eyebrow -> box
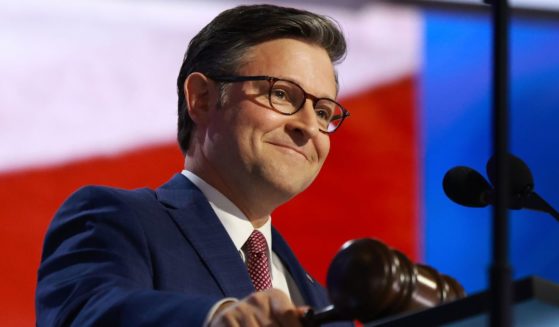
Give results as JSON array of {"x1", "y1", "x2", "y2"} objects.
[{"x1": 278, "y1": 75, "x2": 338, "y2": 100}]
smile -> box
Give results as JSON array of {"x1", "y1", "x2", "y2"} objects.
[{"x1": 267, "y1": 142, "x2": 308, "y2": 160}]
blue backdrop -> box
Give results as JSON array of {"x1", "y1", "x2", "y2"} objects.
[{"x1": 422, "y1": 9, "x2": 559, "y2": 293}]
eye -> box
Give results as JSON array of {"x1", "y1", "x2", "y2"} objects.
[
  {"x1": 314, "y1": 103, "x2": 334, "y2": 122},
  {"x1": 270, "y1": 80, "x2": 302, "y2": 106},
  {"x1": 271, "y1": 88, "x2": 289, "y2": 101},
  {"x1": 316, "y1": 109, "x2": 331, "y2": 120}
]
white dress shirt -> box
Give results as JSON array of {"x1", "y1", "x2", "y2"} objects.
[{"x1": 181, "y1": 170, "x2": 305, "y2": 307}]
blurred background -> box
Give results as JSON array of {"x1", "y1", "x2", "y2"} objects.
[{"x1": 1, "y1": 0, "x2": 558, "y2": 324}]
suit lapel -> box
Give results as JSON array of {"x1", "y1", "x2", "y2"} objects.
[
  {"x1": 155, "y1": 174, "x2": 255, "y2": 299},
  {"x1": 272, "y1": 228, "x2": 324, "y2": 308},
  {"x1": 155, "y1": 174, "x2": 328, "y2": 308}
]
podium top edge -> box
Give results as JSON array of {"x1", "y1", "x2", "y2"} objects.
[{"x1": 366, "y1": 276, "x2": 559, "y2": 327}]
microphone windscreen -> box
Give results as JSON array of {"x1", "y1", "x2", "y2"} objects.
[
  {"x1": 486, "y1": 153, "x2": 534, "y2": 193},
  {"x1": 443, "y1": 166, "x2": 491, "y2": 207}
]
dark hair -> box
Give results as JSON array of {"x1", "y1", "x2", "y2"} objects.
[{"x1": 176, "y1": 4, "x2": 347, "y2": 154}]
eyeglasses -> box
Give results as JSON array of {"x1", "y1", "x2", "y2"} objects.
[{"x1": 208, "y1": 75, "x2": 350, "y2": 133}]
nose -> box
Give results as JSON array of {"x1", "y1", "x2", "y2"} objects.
[{"x1": 286, "y1": 100, "x2": 322, "y2": 138}]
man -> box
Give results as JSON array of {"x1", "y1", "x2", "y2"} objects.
[{"x1": 36, "y1": 4, "x2": 352, "y2": 326}]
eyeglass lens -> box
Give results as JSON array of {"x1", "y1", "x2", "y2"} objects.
[{"x1": 268, "y1": 80, "x2": 344, "y2": 132}]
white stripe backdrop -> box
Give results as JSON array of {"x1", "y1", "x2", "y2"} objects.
[{"x1": 0, "y1": 0, "x2": 421, "y2": 172}]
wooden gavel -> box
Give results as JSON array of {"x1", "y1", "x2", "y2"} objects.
[{"x1": 303, "y1": 238, "x2": 466, "y2": 325}]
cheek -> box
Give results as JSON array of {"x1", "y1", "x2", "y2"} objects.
[
  {"x1": 240, "y1": 108, "x2": 285, "y2": 139},
  {"x1": 316, "y1": 136, "x2": 330, "y2": 163}
]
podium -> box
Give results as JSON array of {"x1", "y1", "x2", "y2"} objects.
[{"x1": 365, "y1": 276, "x2": 559, "y2": 326}]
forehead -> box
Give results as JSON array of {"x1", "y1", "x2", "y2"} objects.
[{"x1": 237, "y1": 38, "x2": 337, "y2": 98}]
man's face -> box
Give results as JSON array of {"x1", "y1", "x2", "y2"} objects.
[{"x1": 199, "y1": 38, "x2": 336, "y2": 211}]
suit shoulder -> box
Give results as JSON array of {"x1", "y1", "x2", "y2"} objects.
[
  {"x1": 60, "y1": 184, "x2": 155, "y2": 210},
  {"x1": 71, "y1": 184, "x2": 154, "y2": 200},
  {"x1": 43, "y1": 185, "x2": 159, "y2": 261},
  {"x1": 50, "y1": 184, "x2": 158, "y2": 232}
]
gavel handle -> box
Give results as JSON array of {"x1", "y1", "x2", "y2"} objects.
[{"x1": 301, "y1": 305, "x2": 347, "y2": 327}]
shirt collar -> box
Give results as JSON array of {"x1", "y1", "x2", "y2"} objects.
[{"x1": 181, "y1": 170, "x2": 272, "y2": 253}]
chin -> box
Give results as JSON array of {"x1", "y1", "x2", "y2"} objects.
[
  {"x1": 269, "y1": 175, "x2": 316, "y2": 201},
  {"x1": 255, "y1": 161, "x2": 321, "y2": 199}
]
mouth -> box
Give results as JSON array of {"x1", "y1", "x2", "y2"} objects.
[{"x1": 267, "y1": 142, "x2": 309, "y2": 160}]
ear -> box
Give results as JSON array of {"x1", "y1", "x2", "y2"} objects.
[{"x1": 184, "y1": 72, "x2": 216, "y2": 125}]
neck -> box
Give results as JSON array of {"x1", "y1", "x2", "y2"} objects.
[
  {"x1": 248, "y1": 216, "x2": 269, "y2": 229},
  {"x1": 184, "y1": 156, "x2": 276, "y2": 229}
]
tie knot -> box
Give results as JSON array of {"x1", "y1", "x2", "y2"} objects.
[{"x1": 245, "y1": 230, "x2": 268, "y2": 256}]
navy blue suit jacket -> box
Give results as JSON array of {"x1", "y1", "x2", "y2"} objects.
[{"x1": 36, "y1": 174, "x2": 352, "y2": 326}]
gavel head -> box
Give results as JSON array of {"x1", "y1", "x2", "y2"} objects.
[{"x1": 325, "y1": 238, "x2": 466, "y2": 322}]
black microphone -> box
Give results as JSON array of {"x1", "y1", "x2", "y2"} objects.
[
  {"x1": 486, "y1": 154, "x2": 559, "y2": 221},
  {"x1": 486, "y1": 153, "x2": 533, "y2": 195},
  {"x1": 443, "y1": 166, "x2": 525, "y2": 209},
  {"x1": 443, "y1": 166, "x2": 492, "y2": 208},
  {"x1": 442, "y1": 156, "x2": 559, "y2": 222}
]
